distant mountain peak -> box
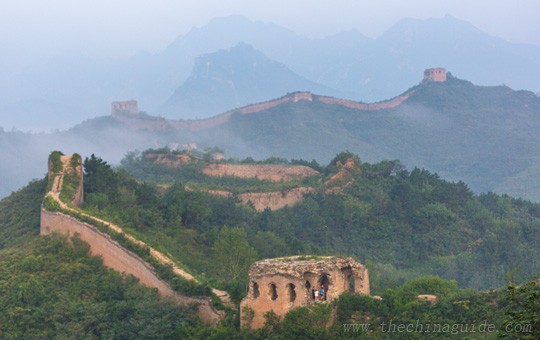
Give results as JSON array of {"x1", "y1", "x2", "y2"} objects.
[{"x1": 160, "y1": 44, "x2": 344, "y2": 119}]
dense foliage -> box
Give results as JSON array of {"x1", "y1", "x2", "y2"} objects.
[
  {"x1": 0, "y1": 178, "x2": 47, "y2": 249},
  {"x1": 0, "y1": 235, "x2": 200, "y2": 338},
  {"x1": 114, "y1": 150, "x2": 540, "y2": 294},
  {"x1": 0, "y1": 148, "x2": 538, "y2": 337}
]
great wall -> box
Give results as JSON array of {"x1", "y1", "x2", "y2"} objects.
[
  {"x1": 145, "y1": 151, "x2": 363, "y2": 211},
  {"x1": 56, "y1": 68, "x2": 448, "y2": 328},
  {"x1": 40, "y1": 154, "x2": 232, "y2": 325},
  {"x1": 202, "y1": 163, "x2": 319, "y2": 182},
  {"x1": 38, "y1": 153, "x2": 373, "y2": 329},
  {"x1": 112, "y1": 91, "x2": 415, "y2": 132},
  {"x1": 111, "y1": 68, "x2": 447, "y2": 132}
]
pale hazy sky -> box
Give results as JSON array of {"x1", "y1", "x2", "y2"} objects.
[{"x1": 1, "y1": 0, "x2": 539, "y2": 71}]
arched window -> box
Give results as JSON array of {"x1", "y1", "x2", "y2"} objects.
[
  {"x1": 287, "y1": 283, "x2": 296, "y2": 302},
  {"x1": 252, "y1": 281, "x2": 260, "y2": 299},
  {"x1": 341, "y1": 266, "x2": 356, "y2": 292},
  {"x1": 269, "y1": 283, "x2": 278, "y2": 301}
]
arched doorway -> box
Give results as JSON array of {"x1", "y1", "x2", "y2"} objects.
[{"x1": 319, "y1": 273, "x2": 330, "y2": 300}]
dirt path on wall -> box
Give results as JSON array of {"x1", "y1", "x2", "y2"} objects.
[{"x1": 48, "y1": 155, "x2": 233, "y2": 308}]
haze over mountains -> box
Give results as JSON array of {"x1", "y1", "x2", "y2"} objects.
[
  {"x1": 2, "y1": 72, "x2": 540, "y2": 203},
  {"x1": 161, "y1": 43, "x2": 346, "y2": 119},
  {"x1": 1, "y1": 15, "x2": 540, "y2": 130}
]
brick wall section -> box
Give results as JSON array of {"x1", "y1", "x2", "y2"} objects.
[{"x1": 40, "y1": 209, "x2": 221, "y2": 325}]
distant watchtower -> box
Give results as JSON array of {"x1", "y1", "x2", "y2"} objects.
[
  {"x1": 423, "y1": 68, "x2": 447, "y2": 82},
  {"x1": 111, "y1": 100, "x2": 138, "y2": 115}
]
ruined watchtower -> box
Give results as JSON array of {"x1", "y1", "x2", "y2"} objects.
[
  {"x1": 240, "y1": 256, "x2": 369, "y2": 329},
  {"x1": 423, "y1": 68, "x2": 447, "y2": 82},
  {"x1": 111, "y1": 100, "x2": 138, "y2": 115}
]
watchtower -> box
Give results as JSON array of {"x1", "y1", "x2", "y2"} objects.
[
  {"x1": 423, "y1": 68, "x2": 447, "y2": 82},
  {"x1": 111, "y1": 100, "x2": 138, "y2": 115},
  {"x1": 240, "y1": 256, "x2": 369, "y2": 329}
]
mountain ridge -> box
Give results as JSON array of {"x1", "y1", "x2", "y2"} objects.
[
  {"x1": 3, "y1": 15, "x2": 540, "y2": 130},
  {"x1": 160, "y1": 43, "x2": 346, "y2": 119},
  {"x1": 2, "y1": 71, "x2": 540, "y2": 201},
  {"x1": 119, "y1": 89, "x2": 415, "y2": 131}
]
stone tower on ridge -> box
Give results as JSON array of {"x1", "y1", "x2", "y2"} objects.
[
  {"x1": 240, "y1": 256, "x2": 369, "y2": 329},
  {"x1": 111, "y1": 100, "x2": 138, "y2": 115},
  {"x1": 423, "y1": 68, "x2": 447, "y2": 82}
]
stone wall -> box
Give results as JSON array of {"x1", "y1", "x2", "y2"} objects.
[
  {"x1": 317, "y1": 92, "x2": 412, "y2": 110},
  {"x1": 112, "y1": 91, "x2": 414, "y2": 132},
  {"x1": 291, "y1": 92, "x2": 313, "y2": 102},
  {"x1": 202, "y1": 164, "x2": 319, "y2": 182},
  {"x1": 40, "y1": 209, "x2": 221, "y2": 325},
  {"x1": 240, "y1": 256, "x2": 369, "y2": 329},
  {"x1": 239, "y1": 187, "x2": 315, "y2": 211}
]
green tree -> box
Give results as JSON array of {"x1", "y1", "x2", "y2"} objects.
[
  {"x1": 212, "y1": 227, "x2": 257, "y2": 283},
  {"x1": 502, "y1": 281, "x2": 540, "y2": 339},
  {"x1": 251, "y1": 231, "x2": 289, "y2": 259},
  {"x1": 83, "y1": 154, "x2": 117, "y2": 197}
]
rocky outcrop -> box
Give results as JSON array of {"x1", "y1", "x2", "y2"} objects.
[
  {"x1": 417, "y1": 294, "x2": 438, "y2": 304},
  {"x1": 202, "y1": 164, "x2": 319, "y2": 182},
  {"x1": 240, "y1": 256, "x2": 369, "y2": 329}
]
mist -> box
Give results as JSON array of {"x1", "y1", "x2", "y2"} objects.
[{"x1": 1, "y1": 2, "x2": 540, "y2": 199}]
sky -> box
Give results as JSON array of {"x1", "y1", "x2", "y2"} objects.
[{"x1": 0, "y1": 0, "x2": 539, "y2": 73}]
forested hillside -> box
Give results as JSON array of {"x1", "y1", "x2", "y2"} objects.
[
  {"x1": 116, "y1": 149, "x2": 540, "y2": 293},
  {"x1": 0, "y1": 149, "x2": 539, "y2": 337},
  {"x1": 0, "y1": 179, "x2": 207, "y2": 338}
]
